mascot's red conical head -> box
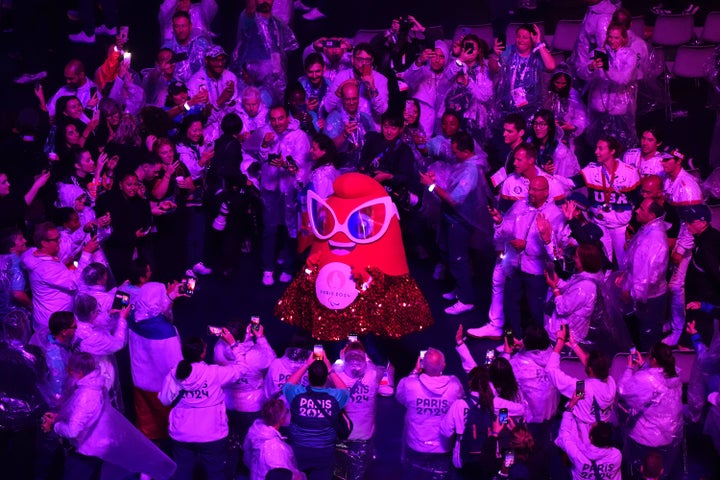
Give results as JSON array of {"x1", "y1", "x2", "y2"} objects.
[{"x1": 307, "y1": 172, "x2": 408, "y2": 276}]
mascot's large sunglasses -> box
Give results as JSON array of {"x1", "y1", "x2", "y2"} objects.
[{"x1": 307, "y1": 190, "x2": 400, "y2": 244}]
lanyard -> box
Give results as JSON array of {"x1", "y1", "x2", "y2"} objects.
[
  {"x1": 600, "y1": 163, "x2": 617, "y2": 207},
  {"x1": 510, "y1": 52, "x2": 530, "y2": 91}
]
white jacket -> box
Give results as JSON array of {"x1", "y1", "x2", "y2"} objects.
[
  {"x1": 495, "y1": 199, "x2": 565, "y2": 276},
  {"x1": 396, "y1": 373, "x2": 464, "y2": 453},
  {"x1": 622, "y1": 216, "x2": 669, "y2": 302},
  {"x1": 264, "y1": 352, "x2": 309, "y2": 401},
  {"x1": 76, "y1": 317, "x2": 127, "y2": 391},
  {"x1": 159, "y1": 360, "x2": 243, "y2": 443},
  {"x1": 333, "y1": 361, "x2": 379, "y2": 441},
  {"x1": 505, "y1": 348, "x2": 560, "y2": 423},
  {"x1": 546, "y1": 351, "x2": 616, "y2": 427},
  {"x1": 618, "y1": 366, "x2": 683, "y2": 447},
  {"x1": 243, "y1": 419, "x2": 304, "y2": 480},
  {"x1": 456, "y1": 343, "x2": 527, "y2": 418},
  {"x1": 663, "y1": 168, "x2": 703, "y2": 256},
  {"x1": 55, "y1": 369, "x2": 176, "y2": 479},
  {"x1": 21, "y1": 248, "x2": 91, "y2": 331},
  {"x1": 214, "y1": 336, "x2": 276, "y2": 412},
  {"x1": 128, "y1": 283, "x2": 182, "y2": 392},
  {"x1": 555, "y1": 411, "x2": 622, "y2": 480},
  {"x1": 546, "y1": 271, "x2": 604, "y2": 343}
]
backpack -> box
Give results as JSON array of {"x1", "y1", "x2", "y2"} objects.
[{"x1": 458, "y1": 395, "x2": 493, "y2": 467}]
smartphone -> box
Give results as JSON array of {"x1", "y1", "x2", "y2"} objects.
[
  {"x1": 463, "y1": 41, "x2": 475, "y2": 53},
  {"x1": 348, "y1": 334, "x2": 358, "y2": 343},
  {"x1": 504, "y1": 328, "x2": 514, "y2": 348},
  {"x1": 313, "y1": 344, "x2": 324, "y2": 360},
  {"x1": 251, "y1": 315, "x2": 261, "y2": 331},
  {"x1": 499, "y1": 408, "x2": 509, "y2": 424},
  {"x1": 576, "y1": 380, "x2": 585, "y2": 397},
  {"x1": 112, "y1": 291, "x2": 130, "y2": 310},
  {"x1": 420, "y1": 349, "x2": 428, "y2": 361},
  {"x1": 208, "y1": 325, "x2": 223, "y2": 336},
  {"x1": 90, "y1": 86, "x2": 97, "y2": 98},
  {"x1": 141, "y1": 225, "x2": 152, "y2": 235},
  {"x1": 504, "y1": 450, "x2": 515, "y2": 468},
  {"x1": 485, "y1": 349, "x2": 495, "y2": 366},
  {"x1": 123, "y1": 52, "x2": 132, "y2": 67},
  {"x1": 88, "y1": 224, "x2": 98, "y2": 237},
  {"x1": 629, "y1": 345, "x2": 637, "y2": 355},
  {"x1": 561, "y1": 324, "x2": 570, "y2": 342},
  {"x1": 497, "y1": 32, "x2": 507, "y2": 46},
  {"x1": 179, "y1": 276, "x2": 197, "y2": 296},
  {"x1": 285, "y1": 155, "x2": 298, "y2": 171}
]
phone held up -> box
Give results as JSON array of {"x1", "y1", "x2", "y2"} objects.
[
  {"x1": 178, "y1": 276, "x2": 197, "y2": 296},
  {"x1": 313, "y1": 344, "x2": 324, "y2": 360},
  {"x1": 111, "y1": 291, "x2": 130, "y2": 310}
]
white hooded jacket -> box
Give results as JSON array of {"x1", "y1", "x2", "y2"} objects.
[
  {"x1": 555, "y1": 411, "x2": 622, "y2": 480},
  {"x1": 243, "y1": 419, "x2": 303, "y2": 480},
  {"x1": 396, "y1": 372, "x2": 464, "y2": 453},
  {"x1": 159, "y1": 360, "x2": 243, "y2": 443}
]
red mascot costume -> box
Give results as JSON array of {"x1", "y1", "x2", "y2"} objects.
[{"x1": 275, "y1": 173, "x2": 433, "y2": 340}]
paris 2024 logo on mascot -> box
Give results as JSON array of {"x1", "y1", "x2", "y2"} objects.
[{"x1": 275, "y1": 173, "x2": 433, "y2": 340}]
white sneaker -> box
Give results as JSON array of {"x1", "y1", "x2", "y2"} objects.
[
  {"x1": 13, "y1": 71, "x2": 47, "y2": 84},
  {"x1": 302, "y1": 7, "x2": 326, "y2": 21},
  {"x1": 279, "y1": 272, "x2": 293, "y2": 283},
  {"x1": 192, "y1": 262, "x2": 212, "y2": 275},
  {"x1": 662, "y1": 330, "x2": 682, "y2": 347},
  {"x1": 467, "y1": 323, "x2": 504, "y2": 339},
  {"x1": 95, "y1": 25, "x2": 118, "y2": 36},
  {"x1": 432, "y1": 263, "x2": 446, "y2": 280},
  {"x1": 262, "y1": 271, "x2": 274, "y2": 286},
  {"x1": 444, "y1": 301, "x2": 474, "y2": 315},
  {"x1": 442, "y1": 291, "x2": 457, "y2": 301},
  {"x1": 293, "y1": 0, "x2": 311, "y2": 12},
  {"x1": 69, "y1": 31, "x2": 96, "y2": 43}
]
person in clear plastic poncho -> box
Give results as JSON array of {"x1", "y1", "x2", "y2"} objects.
[
  {"x1": 618, "y1": 343, "x2": 683, "y2": 479},
  {"x1": 41, "y1": 352, "x2": 176, "y2": 480}
]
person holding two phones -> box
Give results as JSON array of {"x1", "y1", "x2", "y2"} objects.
[
  {"x1": 618, "y1": 342, "x2": 683, "y2": 479},
  {"x1": 546, "y1": 327, "x2": 617, "y2": 441},
  {"x1": 211, "y1": 316, "x2": 277, "y2": 480}
]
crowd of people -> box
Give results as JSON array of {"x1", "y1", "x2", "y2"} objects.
[{"x1": 1, "y1": 0, "x2": 720, "y2": 479}]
